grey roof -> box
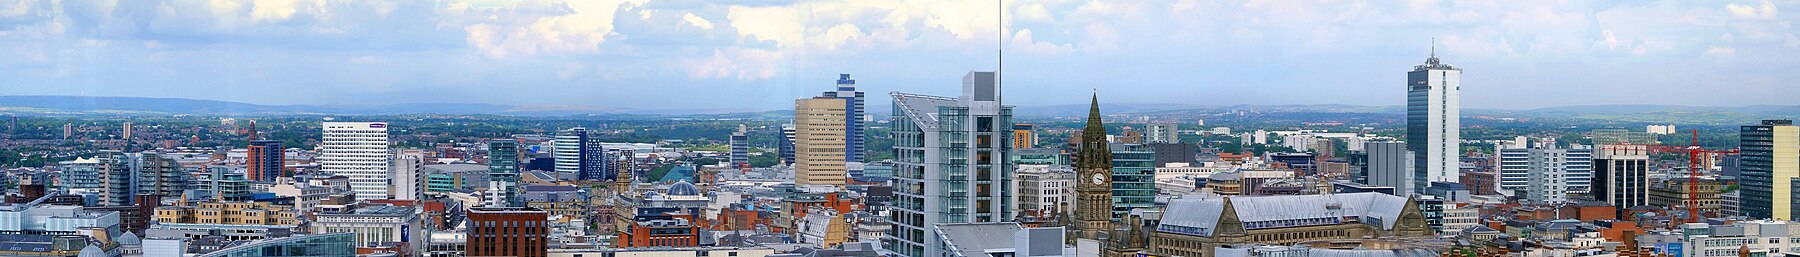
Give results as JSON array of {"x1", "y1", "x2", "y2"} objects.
[
  {"x1": 79, "y1": 245, "x2": 107, "y2": 257},
  {"x1": 118, "y1": 231, "x2": 142, "y2": 245},
  {"x1": 935, "y1": 223, "x2": 1024, "y2": 257},
  {"x1": 1161, "y1": 192, "x2": 1410, "y2": 237},
  {"x1": 890, "y1": 92, "x2": 957, "y2": 130},
  {"x1": 668, "y1": 181, "x2": 700, "y2": 196},
  {"x1": 423, "y1": 164, "x2": 487, "y2": 174}
]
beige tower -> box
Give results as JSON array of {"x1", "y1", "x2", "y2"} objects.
[{"x1": 795, "y1": 97, "x2": 849, "y2": 187}]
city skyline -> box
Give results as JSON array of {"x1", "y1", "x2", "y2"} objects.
[{"x1": 2, "y1": 1, "x2": 1795, "y2": 110}]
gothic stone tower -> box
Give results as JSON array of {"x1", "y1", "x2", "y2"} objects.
[{"x1": 1074, "y1": 93, "x2": 1115, "y2": 240}]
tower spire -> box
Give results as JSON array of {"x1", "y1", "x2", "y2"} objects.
[
  {"x1": 1430, "y1": 37, "x2": 1436, "y2": 58},
  {"x1": 1077, "y1": 92, "x2": 1111, "y2": 170}
]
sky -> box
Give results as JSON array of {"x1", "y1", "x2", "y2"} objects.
[{"x1": 0, "y1": 0, "x2": 1796, "y2": 111}]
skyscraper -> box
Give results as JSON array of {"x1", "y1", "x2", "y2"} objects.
[
  {"x1": 122, "y1": 121, "x2": 133, "y2": 151},
  {"x1": 321, "y1": 122, "x2": 391, "y2": 201},
  {"x1": 1742, "y1": 120, "x2": 1798, "y2": 220},
  {"x1": 488, "y1": 140, "x2": 520, "y2": 207},
  {"x1": 730, "y1": 124, "x2": 750, "y2": 168},
  {"x1": 885, "y1": 71, "x2": 1014, "y2": 257},
  {"x1": 795, "y1": 97, "x2": 849, "y2": 187},
  {"x1": 1406, "y1": 47, "x2": 1461, "y2": 193},
  {"x1": 247, "y1": 140, "x2": 284, "y2": 182},
  {"x1": 135, "y1": 153, "x2": 189, "y2": 200},
  {"x1": 555, "y1": 127, "x2": 609, "y2": 181},
  {"x1": 822, "y1": 74, "x2": 866, "y2": 163},
  {"x1": 1593, "y1": 145, "x2": 1650, "y2": 209}
]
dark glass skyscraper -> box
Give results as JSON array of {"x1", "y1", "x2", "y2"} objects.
[{"x1": 247, "y1": 140, "x2": 283, "y2": 182}]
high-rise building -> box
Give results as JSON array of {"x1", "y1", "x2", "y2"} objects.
[
  {"x1": 1593, "y1": 145, "x2": 1650, "y2": 209},
  {"x1": 779, "y1": 124, "x2": 797, "y2": 164},
  {"x1": 822, "y1": 74, "x2": 866, "y2": 163},
  {"x1": 466, "y1": 207, "x2": 548, "y2": 257},
  {"x1": 1525, "y1": 146, "x2": 1578, "y2": 204},
  {"x1": 391, "y1": 153, "x2": 425, "y2": 201},
  {"x1": 1146, "y1": 123, "x2": 1179, "y2": 144},
  {"x1": 1012, "y1": 124, "x2": 1036, "y2": 149},
  {"x1": 1499, "y1": 141, "x2": 1593, "y2": 198},
  {"x1": 488, "y1": 140, "x2": 520, "y2": 207},
  {"x1": 730, "y1": 124, "x2": 750, "y2": 168},
  {"x1": 1406, "y1": 48, "x2": 1461, "y2": 193},
  {"x1": 93, "y1": 151, "x2": 135, "y2": 206},
  {"x1": 246, "y1": 140, "x2": 284, "y2": 182},
  {"x1": 1742, "y1": 119, "x2": 1799, "y2": 220},
  {"x1": 555, "y1": 127, "x2": 609, "y2": 181},
  {"x1": 136, "y1": 153, "x2": 189, "y2": 200},
  {"x1": 62, "y1": 123, "x2": 73, "y2": 140},
  {"x1": 885, "y1": 71, "x2": 1014, "y2": 257},
  {"x1": 322, "y1": 122, "x2": 391, "y2": 201},
  {"x1": 1111, "y1": 143, "x2": 1155, "y2": 218},
  {"x1": 1365, "y1": 141, "x2": 1415, "y2": 195},
  {"x1": 122, "y1": 121, "x2": 134, "y2": 151},
  {"x1": 795, "y1": 97, "x2": 849, "y2": 187}
]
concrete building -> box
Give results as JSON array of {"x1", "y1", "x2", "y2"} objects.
[
  {"x1": 1649, "y1": 177, "x2": 1724, "y2": 217},
  {"x1": 1742, "y1": 119, "x2": 1799, "y2": 220},
  {"x1": 1364, "y1": 141, "x2": 1413, "y2": 196},
  {"x1": 1680, "y1": 221, "x2": 1800, "y2": 257},
  {"x1": 321, "y1": 122, "x2": 391, "y2": 201},
  {"x1": 730, "y1": 124, "x2": 750, "y2": 168},
  {"x1": 795, "y1": 97, "x2": 850, "y2": 187},
  {"x1": 1405, "y1": 49, "x2": 1461, "y2": 193},
  {"x1": 311, "y1": 204, "x2": 426, "y2": 255},
  {"x1": 1147, "y1": 123, "x2": 1180, "y2": 144},
  {"x1": 391, "y1": 153, "x2": 425, "y2": 201},
  {"x1": 1500, "y1": 143, "x2": 1592, "y2": 199},
  {"x1": 1592, "y1": 145, "x2": 1650, "y2": 209},
  {"x1": 466, "y1": 207, "x2": 548, "y2": 257},
  {"x1": 885, "y1": 71, "x2": 1014, "y2": 257},
  {"x1": 1526, "y1": 147, "x2": 1573, "y2": 205},
  {"x1": 1016, "y1": 165, "x2": 1074, "y2": 218}
]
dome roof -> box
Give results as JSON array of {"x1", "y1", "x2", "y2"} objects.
[
  {"x1": 117, "y1": 231, "x2": 141, "y2": 245},
  {"x1": 667, "y1": 181, "x2": 700, "y2": 196},
  {"x1": 78, "y1": 245, "x2": 106, "y2": 257}
]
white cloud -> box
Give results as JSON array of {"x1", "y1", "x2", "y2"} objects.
[
  {"x1": 682, "y1": 12, "x2": 713, "y2": 30},
  {"x1": 461, "y1": 0, "x2": 649, "y2": 58},
  {"x1": 1726, "y1": 0, "x2": 1779, "y2": 20},
  {"x1": 1704, "y1": 46, "x2": 1737, "y2": 57}
]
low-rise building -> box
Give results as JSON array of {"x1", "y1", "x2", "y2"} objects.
[
  {"x1": 311, "y1": 203, "x2": 427, "y2": 255},
  {"x1": 1151, "y1": 193, "x2": 1435, "y2": 257}
]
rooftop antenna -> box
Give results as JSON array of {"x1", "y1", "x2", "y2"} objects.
[
  {"x1": 997, "y1": 0, "x2": 1004, "y2": 104},
  {"x1": 1430, "y1": 37, "x2": 1437, "y2": 58}
]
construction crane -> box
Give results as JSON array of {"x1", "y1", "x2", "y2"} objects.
[{"x1": 1607, "y1": 130, "x2": 1738, "y2": 224}]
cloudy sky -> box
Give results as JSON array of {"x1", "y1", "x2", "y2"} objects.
[{"x1": 1, "y1": 0, "x2": 1796, "y2": 111}]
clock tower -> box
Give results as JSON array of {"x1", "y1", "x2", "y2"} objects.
[{"x1": 1072, "y1": 93, "x2": 1114, "y2": 241}]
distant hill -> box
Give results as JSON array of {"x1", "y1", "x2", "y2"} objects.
[
  {"x1": 4, "y1": 95, "x2": 1796, "y2": 125},
  {"x1": 0, "y1": 95, "x2": 634, "y2": 116}
]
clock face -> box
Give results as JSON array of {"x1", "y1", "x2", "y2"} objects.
[{"x1": 1092, "y1": 173, "x2": 1105, "y2": 185}]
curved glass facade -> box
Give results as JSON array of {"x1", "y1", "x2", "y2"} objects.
[{"x1": 199, "y1": 233, "x2": 356, "y2": 257}]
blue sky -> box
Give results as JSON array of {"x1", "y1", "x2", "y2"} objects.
[{"x1": 1, "y1": 0, "x2": 1796, "y2": 111}]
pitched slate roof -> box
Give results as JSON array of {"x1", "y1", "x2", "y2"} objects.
[{"x1": 1160, "y1": 192, "x2": 1411, "y2": 237}]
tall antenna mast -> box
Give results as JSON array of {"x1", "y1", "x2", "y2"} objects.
[{"x1": 997, "y1": 0, "x2": 1004, "y2": 104}]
